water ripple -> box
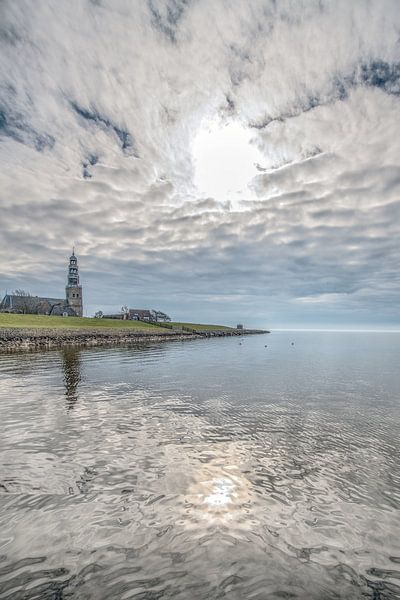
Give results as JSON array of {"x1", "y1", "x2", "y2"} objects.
[{"x1": 0, "y1": 333, "x2": 400, "y2": 598}]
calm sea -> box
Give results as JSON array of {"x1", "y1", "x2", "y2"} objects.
[{"x1": 0, "y1": 331, "x2": 400, "y2": 599}]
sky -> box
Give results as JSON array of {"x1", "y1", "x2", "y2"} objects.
[{"x1": 0, "y1": 0, "x2": 399, "y2": 329}]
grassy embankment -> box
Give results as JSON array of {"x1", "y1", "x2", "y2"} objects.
[
  {"x1": 0, "y1": 313, "x2": 234, "y2": 333},
  {"x1": 169, "y1": 322, "x2": 234, "y2": 332},
  {"x1": 0, "y1": 313, "x2": 162, "y2": 331}
]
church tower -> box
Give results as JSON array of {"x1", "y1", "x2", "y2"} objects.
[{"x1": 66, "y1": 249, "x2": 83, "y2": 317}]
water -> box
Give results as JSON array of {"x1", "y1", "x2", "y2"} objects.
[{"x1": 0, "y1": 331, "x2": 400, "y2": 599}]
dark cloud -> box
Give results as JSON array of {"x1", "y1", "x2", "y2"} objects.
[
  {"x1": 82, "y1": 153, "x2": 99, "y2": 179},
  {"x1": 0, "y1": 89, "x2": 55, "y2": 151},
  {"x1": 70, "y1": 101, "x2": 138, "y2": 157},
  {"x1": 359, "y1": 60, "x2": 400, "y2": 96},
  {"x1": 147, "y1": 0, "x2": 190, "y2": 42}
]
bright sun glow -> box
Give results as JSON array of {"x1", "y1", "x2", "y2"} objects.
[{"x1": 192, "y1": 119, "x2": 264, "y2": 206}]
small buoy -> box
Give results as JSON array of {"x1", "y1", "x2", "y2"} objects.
[
  {"x1": 264, "y1": 345, "x2": 268, "y2": 347},
  {"x1": 291, "y1": 342, "x2": 294, "y2": 346}
]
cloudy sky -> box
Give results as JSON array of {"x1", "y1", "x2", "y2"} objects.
[{"x1": 1, "y1": 0, "x2": 400, "y2": 329}]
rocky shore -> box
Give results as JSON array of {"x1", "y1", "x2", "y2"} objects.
[{"x1": 0, "y1": 327, "x2": 267, "y2": 353}]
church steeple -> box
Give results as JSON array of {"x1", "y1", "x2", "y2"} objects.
[
  {"x1": 68, "y1": 249, "x2": 79, "y2": 286},
  {"x1": 66, "y1": 249, "x2": 83, "y2": 316}
]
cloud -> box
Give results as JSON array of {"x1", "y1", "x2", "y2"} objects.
[{"x1": 0, "y1": 0, "x2": 399, "y2": 327}]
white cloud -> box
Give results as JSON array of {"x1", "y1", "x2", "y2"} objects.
[{"x1": 0, "y1": 0, "x2": 400, "y2": 327}]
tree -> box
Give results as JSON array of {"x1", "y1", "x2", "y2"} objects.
[
  {"x1": 11, "y1": 289, "x2": 38, "y2": 314},
  {"x1": 13, "y1": 289, "x2": 30, "y2": 296},
  {"x1": 152, "y1": 310, "x2": 171, "y2": 322}
]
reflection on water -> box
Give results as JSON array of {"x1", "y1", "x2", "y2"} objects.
[
  {"x1": 0, "y1": 332, "x2": 400, "y2": 599},
  {"x1": 62, "y1": 347, "x2": 81, "y2": 410},
  {"x1": 203, "y1": 477, "x2": 236, "y2": 506}
]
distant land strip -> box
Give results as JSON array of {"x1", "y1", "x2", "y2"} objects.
[{"x1": 0, "y1": 314, "x2": 268, "y2": 352}]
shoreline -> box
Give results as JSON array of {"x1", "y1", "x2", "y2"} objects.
[{"x1": 0, "y1": 327, "x2": 268, "y2": 353}]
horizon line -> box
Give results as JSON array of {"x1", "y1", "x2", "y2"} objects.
[{"x1": 271, "y1": 328, "x2": 400, "y2": 333}]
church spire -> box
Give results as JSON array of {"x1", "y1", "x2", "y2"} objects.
[
  {"x1": 68, "y1": 251, "x2": 79, "y2": 286},
  {"x1": 66, "y1": 250, "x2": 83, "y2": 317}
]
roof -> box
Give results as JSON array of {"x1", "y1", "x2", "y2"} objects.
[
  {"x1": 128, "y1": 308, "x2": 152, "y2": 316},
  {"x1": 0, "y1": 294, "x2": 64, "y2": 310},
  {"x1": 39, "y1": 297, "x2": 65, "y2": 305},
  {"x1": 50, "y1": 304, "x2": 76, "y2": 316}
]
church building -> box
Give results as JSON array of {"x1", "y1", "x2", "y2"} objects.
[{"x1": 0, "y1": 250, "x2": 84, "y2": 317}]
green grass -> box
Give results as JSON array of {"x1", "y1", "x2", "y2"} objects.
[
  {"x1": 0, "y1": 313, "x2": 166, "y2": 331},
  {"x1": 0, "y1": 313, "x2": 237, "y2": 333},
  {"x1": 169, "y1": 322, "x2": 234, "y2": 332}
]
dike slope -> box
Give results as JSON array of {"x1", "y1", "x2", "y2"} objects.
[{"x1": 0, "y1": 326, "x2": 267, "y2": 352}]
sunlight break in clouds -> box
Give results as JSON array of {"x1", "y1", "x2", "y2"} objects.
[
  {"x1": 0, "y1": 0, "x2": 400, "y2": 328},
  {"x1": 192, "y1": 119, "x2": 264, "y2": 207}
]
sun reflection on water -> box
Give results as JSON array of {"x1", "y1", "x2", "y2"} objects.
[
  {"x1": 185, "y1": 454, "x2": 253, "y2": 525},
  {"x1": 203, "y1": 477, "x2": 236, "y2": 507}
]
